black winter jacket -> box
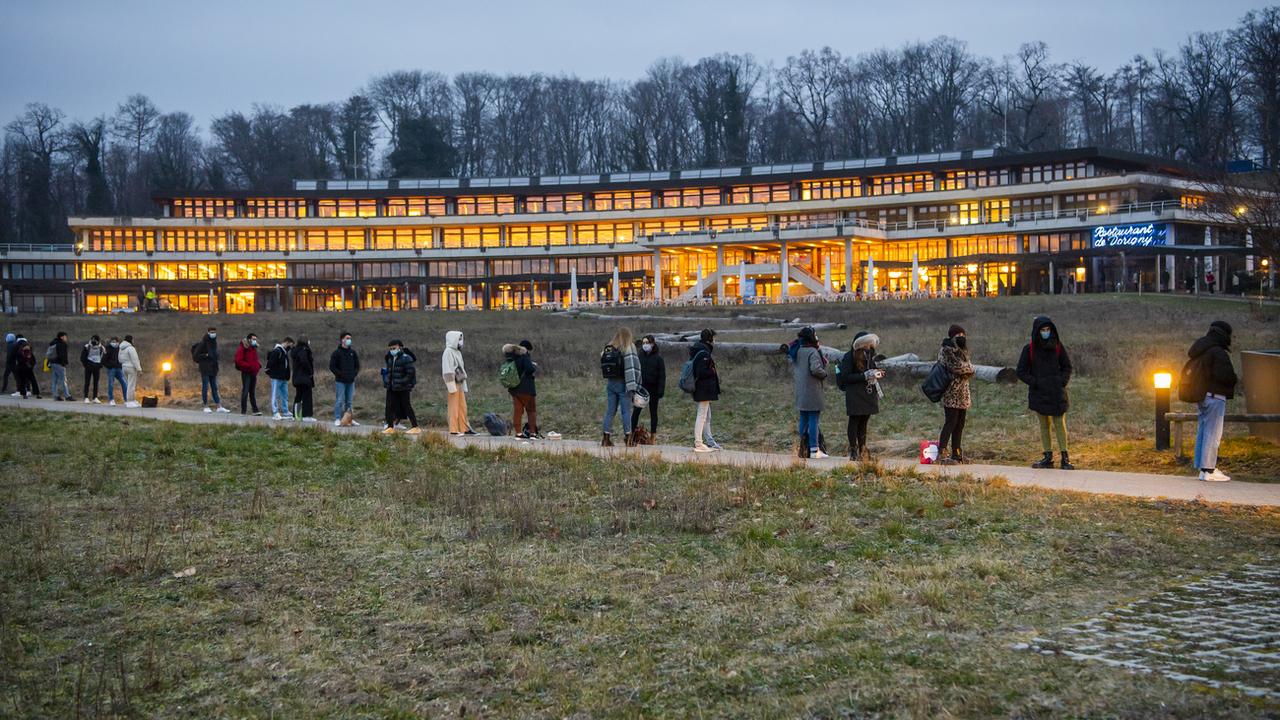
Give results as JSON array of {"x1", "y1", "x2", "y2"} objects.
[
  {"x1": 502, "y1": 344, "x2": 537, "y2": 396},
  {"x1": 1015, "y1": 315, "x2": 1073, "y2": 416},
  {"x1": 265, "y1": 345, "x2": 291, "y2": 380},
  {"x1": 1188, "y1": 326, "x2": 1237, "y2": 399},
  {"x1": 837, "y1": 346, "x2": 880, "y2": 416},
  {"x1": 194, "y1": 336, "x2": 219, "y2": 376},
  {"x1": 639, "y1": 346, "x2": 666, "y2": 399},
  {"x1": 384, "y1": 348, "x2": 417, "y2": 392},
  {"x1": 101, "y1": 344, "x2": 121, "y2": 370},
  {"x1": 291, "y1": 344, "x2": 315, "y2": 387},
  {"x1": 329, "y1": 345, "x2": 360, "y2": 383},
  {"x1": 689, "y1": 341, "x2": 720, "y2": 402},
  {"x1": 49, "y1": 338, "x2": 69, "y2": 366}
]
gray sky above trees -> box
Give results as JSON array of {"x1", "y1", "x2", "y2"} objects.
[{"x1": 0, "y1": 0, "x2": 1264, "y2": 131}]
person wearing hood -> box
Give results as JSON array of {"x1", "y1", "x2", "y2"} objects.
[
  {"x1": 600, "y1": 326, "x2": 641, "y2": 446},
  {"x1": 791, "y1": 326, "x2": 829, "y2": 459},
  {"x1": 1016, "y1": 316, "x2": 1075, "y2": 470},
  {"x1": 691, "y1": 328, "x2": 722, "y2": 452},
  {"x1": 291, "y1": 335, "x2": 316, "y2": 422},
  {"x1": 80, "y1": 335, "x2": 106, "y2": 403},
  {"x1": 48, "y1": 332, "x2": 72, "y2": 401},
  {"x1": 383, "y1": 339, "x2": 420, "y2": 434},
  {"x1": 2, "y1": 332, "x2": 15, "y2": 394},
  {"x1": 1188, "y1": 321, "x2": 1238, "y2": 482},
  {"x1": 193, "y1": 327, "x2": 229, "y2": 413},
  {"x1": 265, "y1": 337, "x2": 293, "y2": 420},
  {"x1": 329, "y1": 332, "x2": 360, "y2": 426},
  {"x1": 937, "y1": 325, "x2": 975, "y2": 465},
  {"x1": 234, "y1": 333, "x2": 262, "y2": 416},
  {"x1": 103, "y1": 336, "x2": 124, "y2": 405},
  {"x1": 503, "y1": 339, "x2": 540, "y2": 439},
  {"x1": 442, "y1": 330, "x2": 474, "y2": 435},
  {"x1": 119, "y1": 335, "x2": 141, "y2": 407},
  {"x1": 12, "y1": 336, "x2": 39, "y2": 399},
  {"x1": 631, "y1": 334, "x2": 666, "y2": 443},
  {"x1": 837, "y1": 331, "x2": 883, "y2": 461}
]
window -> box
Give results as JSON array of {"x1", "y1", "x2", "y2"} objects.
[
  {"x1": 524, "y1": 193, "x2": 584, "y2": 213},
  {"x1": 574, "y1": 222, "x2": 634, "y2": 244},
  {"x1": 456, "y1": 195, "x2": 516, "y2": 216},
  {"x1": 161, "y1": 230, "x2": 223, "y2": 252},
  {"x1": 506, "y1": 225, "x2": 568, "y2": 247},
  {"x1": 86, "y1": 228, "x2": 152, "y2": 252},
  {"x1": 1011, "y1": 196, "x2": 1053, "y2": 218},
  {"x1": 1022, "y1": 161, "x2": 1093, "y2": 183},
  {"x1": 592, "y1": 190, "x2": 652, "y2": 211},
  {"x1": 853, "y1": 207, "x2": 909, "y2": 224},
  {"x1": 776, "y1": 212, "x2": 839, "y2": 228},
  {"x1": 951, "y1": 235, "x2": 1018, "y2": 257},
  {"x1": 707, "y1": 216, "x2": 768, "y2": 231},
  {"x1": 85, "y1": 294, "x2": 132, "y2": 314},
  {"x1": 222, "y1": 262, "x2": 286, "y2": 281},
  {"x1": 730, "y1": 184, "x2": 790, "y2": 204},
  {"x1": 79, "y1": 262, "x2": 149, "y2": 280},
  {"x1": 318, "y1": 199, "x2": 377, "y2": 218},
  {"x1": 441, "y1": 226, "x2": 500, "y2": 249},
  {"x1": 4, "y1": 263, "x2": 73, "y2": 280},
  {"x1": 491, "y1": 258, "x2": 553, "y2": 276},
  {"x1": 245, "y1": 198, "x2": 307, "y2": 218},
  {"x1": 362, "y1": 262, "x2": 420, "y2": 279},
  {"x1": 172, "y1": 198, "x2": 235, "y2": 218},
  {"x1": 292, "y1": 289, "x2": 351, "y2": 312},
  {"x1": 429, "y1": 260, "x2": 486, "y2": 278},
  {"x1": 304, "y1": 229, "x2": 364, "y2": 251},
  {"x1": 385, "y1": 197, "x2": 446, "y2": 217},
  {"x1": 1060, "y1": 191, "x2": 1126, "y2": 212},
  {"x1": 866, "y1": 173, "x2": 933, "y2": 196},
  {"x1": 801, "y1": 178, "x2": 861, "y2": 200},
  {"x1": 236, "y1": 229, "x2": 295, "y2": 252},
  {"x1": 1181, "y1": 194, "x2": 1206, "y2": 210},
  {"x1": 372, "y1": 228, "x2": 432, "y2": 250},
  {"x1": 1028, "y1": 232, "x2": 1087, "y2": 253},
  {"x1": 154, "y1": 263, "x2": 219, "y2": 280},
  {"x1": 158, "y1": 294, "x2": 213, "y2": 313},
  {"x1": 661, "y1": 187, "x2": 721, "y2": 208},
  {"x1": 983, "y1": 199, "x2": 1011, "y2": 223},
  {"x1": 640, "y1": 218, "x2": 701, "y2": 236},
  {"x1": 290, "y1": 263, "x2": 352, "y2": 280},
  {"x1": 940, "y1": 169, "x2": 1011, "y2": 190}
]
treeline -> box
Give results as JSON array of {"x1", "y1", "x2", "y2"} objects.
[{"x1": 2, "y1": 8, "x2": 1278, "y2": 245}]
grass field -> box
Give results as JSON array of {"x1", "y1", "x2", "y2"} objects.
[
  {"x1": 4, "y1": 294, "x2": 1279, "y2": 479},
  {"x1": 1, "y1": 410, "x2": 1278, "y2": 717}
]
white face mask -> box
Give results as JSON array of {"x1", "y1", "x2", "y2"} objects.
[
  {"x1": 208, "y1": 333, "x2": 217, "y2": 340},
  {"x1": 642, "y1": 343, "x2": 654, "y2": 353},
  {"x1": 343, "y1": 338, "x2": 352, "y2": 348},
  {"x1": 389, "y1": 348, "x2": 400, "y2": 356},
  {"x1": 110, "y1": 342, "x2": 119, "y2": 348},
  {"x1": 250, "y1": 339, "x2": 259, "y2": 347}
]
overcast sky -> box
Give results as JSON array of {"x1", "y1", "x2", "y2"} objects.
[{"x1": 0, "y1": 0, "x2": 1267, "y2": 131}]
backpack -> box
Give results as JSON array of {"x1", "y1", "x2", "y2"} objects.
[
  {"x1": 1178, "y1": 355, "x2": 1207, "y2": 403},
  {"x1": 482, "y1": 412, "x2": 509, "y2": 436},
  {"x1": 920, "y1": 361, "x2": 953, "y2": 403},
  {"x1": 45, "y1": 343, "x2": 57, "y2": 361},
  {"x1": 678, "y1": 350, "x2": 705, "y2": 394},
  {"x1": 600, "y1": 345, "x2": 623, "y2": 379},
  {"x1": 498, "y1": 358, "x2": 521, "y2": 389},
  {"x1": 190, "y1": 342, "x2": 202, "y2": 363}
]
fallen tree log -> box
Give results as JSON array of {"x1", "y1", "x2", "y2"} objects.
[{"x1": 555, "y1": 309, "x2": 846, "y2": 331}]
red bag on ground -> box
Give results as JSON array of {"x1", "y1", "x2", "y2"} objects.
[{"x1": 919, "y1": 440, "x2": 940, "y2": 464}]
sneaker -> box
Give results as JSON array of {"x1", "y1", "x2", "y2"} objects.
[
  {"x1": 382, "y1": 426, "x2": 397, "y2": 435},
  {"x1": 811, "y1": 450, "x2": 830, "y2": 459},
  {"x1": 125, "y1": 401, "x2": 140, "y2": 408},
  {"x1": 9, "y1": 392, "x2": 18, "y2": 398},
  {"x1": 1199, "y1": 469, "x2": 1231, "y2": 482},
  {"x1": 108, "y1": 399, "x2": 116, "y2": 406},
  {"x1": 350, "y1": 420, "x2": 361, "y2": 427},
  {"x1": 707, "y1": 440, "x2": 724, "y2": 450},
  {"x1": 55, "y1": 397, "x2": 64, "y2": 402},
  {"x1": 216, "y1": 407, "x2": 231, "y2": 414},
  {"x1": 395, "y1": 422, "x2": 408, "y2": 430},
  {"x1": 405, "y1": 427, "x2": 422, "y2": 435},
  {"x1": 273, "y1": 413, "x2": 283, "y2": 420},
  {"x1": 693, "y1": 443, "x2": 715, "y2": 453},
  {"x1": 84, "y1": 398, "x2": 91, "y2": 404},
  {"x1": 92, "y1": 398, "x2": 101, "y2": 404},
  {"x1": 203, "y1": 407, "x2": 212, "y2": 413},
  {"x1": 302, "y1": 417, "x2": 317, "y2": 423},
  {"x1": 463, "y1": 429, "x2": 477, "y2": 435}
]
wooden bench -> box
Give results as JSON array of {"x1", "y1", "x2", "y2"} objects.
[{"x1": 1164, "y1": 412, "x2": 1280, "y2": 459}]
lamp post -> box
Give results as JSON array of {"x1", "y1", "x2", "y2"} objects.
[
  {"x1": 1154, "y1": 372, "x2": 1172, "y2": 450},
  {"x1": 162, "y1": 361, "x2": 172, "y2": 397}
]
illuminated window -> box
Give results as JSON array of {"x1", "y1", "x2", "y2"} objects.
[
  {"x1": 661, "y1": 187, "x2": 721, "y2": 208},
  {"x1": 85, "y1": 294, "x2": 131, "y2": 314},
  {"x1": 456, "y1": 196, "x2": 516, "y2": 216},
  {"x1": 866, "y1": 174, "x2": 933, "y2": 196},
  {"x1": 574, "y1": 222, "x2": 634, "y2": 244},
  {"x1": 640, "y1": 218, "x2": 701, "y2": 236},
  {"x1": 172, "y1": 198, "x2": 235, "y2": 218},
  {"x1": 801, "y1": 178, "x2": 860, "y2": 200},
  {"x1": 592, "y1": 190, "x2": 653, "y2": 211},
  {"x1": 372, "y1": 228, "x2": 432, "y2": 250},
  {"x1": 161, "y1": 230, "x2": 223, "y2": 252},
  {"x1": 222, "y1": 262, "x2": 286, "y2": 281},
  {"x1": 236, "y1": 229, "x2": 295, "y2": 252},
  {"x1": 1180, "y1": 194, "x2": 1206, "y2": 210},
  {"x1": 154, "y1": 263, "x2": 219, "y2": 281},
  {"x1": 730, "y1": 184, "x2": 790, "y2": 204},
  {"x1": 158, "y1": 294, "x2": 213, "y2": 313},
  {"x1": 385, "y1": 197, "x2": 446, "y2": 217},
  {"x1": 304, "y1": 229, "x2": 363, "y2": 251},
  {"x1": 245, "y1": 198, "x2": 307, "y2": 218},
  {"x1": 507, "y1": 225, "x2": 568, "y2": 247},
  {"x1": 86, "y1": 228, "x2": 152, "y2": 252},
  {"x1": 441, "y1": 226, "x2": 501, "y2": 249},
  {"x1": 1060, "y1": 191, "x2": 1126, "y2": 211},
  {"x1": 79, "y1": 262, "x2": 149, "y2": 280},
  {"x1": 318, "y1": 199, "x2": 377, "y2": 218},
  {"x1": 524, "y1": 194, "x2": 584, "y2": 213},
  {"x1": 707, "y1": 216, "x2": 768, "y2": 231},
  {"x1": 983, "y1": 199, "x2": 1011, "y2": 223}
]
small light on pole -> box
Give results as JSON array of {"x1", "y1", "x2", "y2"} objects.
[
  {"x1": 162, "y1": 360, "x2": 173, "y2": 397},
  {"x1": 1153, "y1": 372, "x2": 1172, "y2": 450}
]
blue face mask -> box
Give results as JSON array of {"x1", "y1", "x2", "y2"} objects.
[
  {"x1": 1040, "y1": 329, "x2": 1052, "y2": 340},
  {"x1": 389, "y1": 348, "x2": 400, "y2": 356}
]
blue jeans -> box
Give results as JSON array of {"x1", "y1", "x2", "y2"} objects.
[
  {"x1": 603, "y1": 379, "x2": 632, "y2": 434},
  {"x1": 798, "y1": 410, "x2": 821, "y2": 450},
  {"x1": 334, "y1": 381, "x2": 355, "y2": 420},
  {"x1": 51, "y1": 363, "x2": 71, "y2": 399},
  {"x1": 105, "y1": 367, "x2": 125, "y2": 402},
  {"x1": 1194, "y1": 395, "x2": 1227, "y2": 470},
  {"x1": 271, "y1": 379, "x2": 290, "y2": 415},
  {"x1": 201, "y1": 373, "x2": 221, "y2": 406}
]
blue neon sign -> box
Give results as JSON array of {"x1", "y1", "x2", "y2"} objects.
[{"x1": 1091, "y1": 223, "x2": 1169, "y2": 248}]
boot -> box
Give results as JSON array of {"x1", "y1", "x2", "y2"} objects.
[
  {"x1": 601, "y1": 432, "x2": 613, "y2": 447},
  {"x1": 951, "y1": 448, "x2": 968, "y2": 464},
  {"x1": 624, "y1": 431, "x2": 636, "y2": 447},
  {"x1": 1059, "y1": 451, "x2": 1075, "y2": 470},
  {"x1": 645, "y1": 432, "x2": 657, "y2": 445},
  {"x1": 1031, "y1": 451, "x2": 1054, "y2": 469}
]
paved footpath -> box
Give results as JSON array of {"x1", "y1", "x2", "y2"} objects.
[{"x1": 3, "y1": 396, "x2": 1279, "y2": 508}]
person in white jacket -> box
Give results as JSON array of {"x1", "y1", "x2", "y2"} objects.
[
  {"x1": 118, "y1": 335, "x2": 142, "y2": 407},
  {"x1": 441, "y1": 330, "x2": 474, "y2": 434}
]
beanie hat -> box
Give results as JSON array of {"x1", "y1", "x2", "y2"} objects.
[
  {"x1": 1210, "y1": 320, "x2": 1233, "y2": 337},
  {"x1": 700, "y1": 328, "x2": 716, "y2": 342},
  {"x1": 948, "y1": 324, "x2": 966, "y2": 338},
  {"x1": 519, "y1": 339, "x2": 533, "y2": 351}
]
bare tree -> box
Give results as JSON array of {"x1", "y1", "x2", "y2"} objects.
[
  {"x1": 68, "y1": 118, "x2": 112, "y2": 215},
  {"x1": 1233, "y1": 8, "x2": 1280, "y2": 168},
  {"x1": 453, "y1": 73, "x2": 498, "y2": 177},
  {"x1": 1153, "y1": 32, "x2": 1244, "y2": 165},
  {"x1": 777, "y1": 48, "x2": 845, "y2": 161}
]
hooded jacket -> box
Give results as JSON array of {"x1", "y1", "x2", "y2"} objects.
[
  {"x1": 791, "y1": 334, "x2": 827, "y2": 413},
  {"x1": 49, "y1": 337, "x2": 69, "y2": 366},
  {"x1": 1188, "y1": 323, "x2": 1237, "y2": 399},
  {"x1": 291, "y1": 342, "x2": 315, "y2": 387},
  {"x1": 689, "y1": 340, "x2": 720, "y2": 402},
  {"x1": 80, "y1": 341, "x2": 105, "y2": 368},
  {"x1": 102, "y1": 343, "x2": 121, "y2": 370},
  {"x1": 638, "y1": 341, "x2": 666, "y2": 399},
  {"x1": 1016, "y1": 315, "x2": 1073, "y2": 416},
  {"x1": 14, "y1": 338, "x2": 35, "y2": 370},
  {"x1": 234, "y1": 341, "x2": 261, "y2": 375},
  {"x1": 329, "y1": 343, "x2": 360, "y2": 384},
  {"x1": 265, "y1": 344, "x2": 291, "y2": 380},
  {"x1": 938, "y1": 338, "x2": 974, "y2": 410},
  {"x1": 385, "y1": 347, "x2": 417, "y2": 392},
  {"x1": 502, "y1": 343, "x2": 537, "y2": 396},
  {"x1": 118, "y1": 340, "x2": 141, "y2": 373},
  {"x1": 442, "y1": 330, "x2": 468, "y2": 393},
  {"x1": 837, "y1": 332, "x2": 881, "y2": 416},
  {"x1": 193, "y1": 334, "x2": 219, "y2": 376}
]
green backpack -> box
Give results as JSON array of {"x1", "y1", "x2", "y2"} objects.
[{"x1": 498, "y1": 358, "x2": 521, "y2": 389}]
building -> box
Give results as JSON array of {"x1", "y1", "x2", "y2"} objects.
[{"x1": 0, "y1": 146, "x2": 1264, "y2": 314}]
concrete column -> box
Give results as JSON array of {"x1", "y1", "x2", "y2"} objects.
[
  {"x1": 780, "y1": 241, "x2": 790, "y2": 296},
  {"x1": 1052, "y1": 194, "x2": 1062, "y2": 216},
  {"x1": 340, "y1": 286, "x2": 346, "y2": 310},
  {"x1": 715, "y1": 245, "x2": 725, "y2": 302},
  {"x1": 844, "y1": 237, "x2": 854, "y2": 291},
  {"x1": 362, "y1": 228, "x2": 372, "y2": 251},
  {"x1": 823, "y1": 255, "x2": 832, "y2": 295},
  {"x1": 652, "y1": 249, "x2": 663, "y2": 301},
  {"x1": 1049, "y1": 260, "x2": 1055, "y2": 295},
  {"x1": 612, "y1": 264, "x2": 621, "y2": 304},
  {"x1": 738, "y1": 262, "x2": 746, "y2": 302},
  {"x1": 566, "y1": 225, "x2": 576, "y2": 245}
]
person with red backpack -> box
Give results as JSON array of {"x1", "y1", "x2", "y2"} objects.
[
  {"x1": 1016, "y1": 315, "x2": 1074, "y2": 470},
  {"x1": 1185, "y1": 321, "x2": 1238, "y2": 482}
]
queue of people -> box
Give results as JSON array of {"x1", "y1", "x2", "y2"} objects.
[{"x1": 2, "y1": 319, "x2": 1243, "y2": 482}]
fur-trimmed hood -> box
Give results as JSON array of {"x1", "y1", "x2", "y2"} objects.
[
  {"x1": 502, "y1": 343, "x2": 527, "y2": 356},
  {"x1": 852, "y1": 333, "x2": 880, "y2": 352}
]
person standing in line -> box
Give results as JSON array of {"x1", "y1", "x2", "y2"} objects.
[
  {"x1": 329, "y1": 331, "x2": 360, "y2": 427},
  {"x1": 791, "y1": 326, "x2": 829, "y2": 459},
  {"x1": 291, "y1": 335, "x2": 316, "y2": 422},
  {"x1": 103, "y1": 336, "x2": 124, "y2": 405},
  {"x1": 1188, "y1": 321, "x2": 1238, "y2": 482},
  {"x1": 442, "y1": 330, "x2": 474, "y2": 435},
  {"x1": 266, "y1": 337, "x2": 293, "y2": 421},
  {"x1": 837, "y1": 331, "x2": 883, "y2": 462},
  {"x1": 383, "y1": 339, "x2": 420, "y2": 434},
  {"x1": 234, "y1": 333, "x2": 262, "y2": 416},
  {"x1": 12, "y1": 336, "x2": 39, "y2": 399},
  {"x1": 937, "y1": 325, "x2": 974, "y2": 465},
  {"x1": 80, "y1": 335, "x2": 105, "y2": 403},
  {"x1": 503, "y1": 339, "x2": 540, "y2": 439},
  {"x1": 599, "y1": 327, "x2": 639, "y2": 447},
  {"x1": 691, "y1": 328, "x2": 722, "y2": 453},
  {"x1": 119, "y1": 335, "x2": 141, "y2": 407},
  {"x1": 3, "y1": 332, "x2": 15, "y2": 395},
  {"x1": 631, "y1": 334, "x2": 665, "y2": 444},
  {"x1": 48, "y1": 332, "x2": 72, "y2": 401},
  {"x1": 193, "y1": 327, "x2": 229, "y2": 413},
  {"x1": 1016, "y1": 315, "x2": 1075, "y2": 470}
]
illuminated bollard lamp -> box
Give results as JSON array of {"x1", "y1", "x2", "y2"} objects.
[
  {"x1": 1153, "y1": 372, "x2": 1172, "y2": 450},
  {"x1": 162, "y1": 361, "x2": 173, "y2": 397}
]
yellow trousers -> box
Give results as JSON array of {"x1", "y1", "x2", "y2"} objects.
[{"x1": 447, "y1": 391, "x2": 471, "y2": 433}]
